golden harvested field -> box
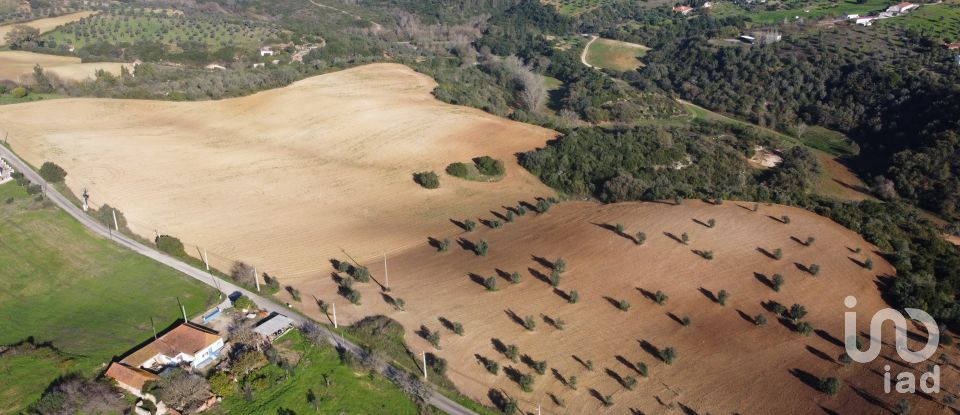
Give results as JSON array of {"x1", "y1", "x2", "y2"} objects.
[
  {"x1": 0, "y1": 11, "x2": 95, "y2": 46},
  {"x1": 0, "y1": 63, "x2": 556, "y2": 278},
  {"x1": 0, "y1": 51, "x2": 127, "y2": 82},
  {"x1": 292, "y1": 200, "x2": 955, "y2": 414}
]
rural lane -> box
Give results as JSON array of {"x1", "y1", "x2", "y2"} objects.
[
  {"x1": 0, "y1": 144, "x2": 477, "y2": 415},
  {"x1": 580, "y1": 34, "x2": 598, "y2": 68}
]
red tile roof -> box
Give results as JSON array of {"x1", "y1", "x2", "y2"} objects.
[
  {"x1": 121, "y1": 322, "x2": 221, "y2": 367},
  {"x1": 105, "y1": 362, "x2": 160, "y2": 390}
]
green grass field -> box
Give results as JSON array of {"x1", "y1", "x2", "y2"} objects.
[
  {"x1": 0, "y1": 93, "x2": 62, "y2": 105},
  {"x1": 43, "y1": 9, "x2": 281, "y2": 49},
  {"x1": 217, "y1": 330, "x2": 420, "y2": 414},
  {"x1": 585, "y1": 38, "x2": 649, "y2": 71},
  {"x1": 712, "y1": 0, "x2": 892, "y2": 24},
  {"x1": 876, "y1": 1, "x2": 960, "y2": 40},
  {"x1": 542, "y1": 0, "x2": 618, "y2": 15},
  {"x1": 800, "y1": 125, "x2": 858, "y2": 157},
  {"x1": 0, "y1": 181, "x2": 218, "y2": 412}
]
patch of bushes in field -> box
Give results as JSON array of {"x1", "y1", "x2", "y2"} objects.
[{"x1": 445, "y1": 156, "x2": 506, "y2": 181}]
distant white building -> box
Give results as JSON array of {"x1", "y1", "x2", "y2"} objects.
[
  {"x1": 887, "y1": 2, "x2": 918, "y2": 14},
  {"x1": 259, "y1": 46, "x2": 274, "y2": 56},
  {"x1": 703, "y1": 2, "x2": 713, "y2": 7},
  {"x1": 845, "y1": 14, "x2": 860, "y2": 19},
  {"x1": 855, "y1": 17, "x2": 878, "y2": 26},
  {"x1": 204, "y1": 64, "x2": 226, "y2": 70}
]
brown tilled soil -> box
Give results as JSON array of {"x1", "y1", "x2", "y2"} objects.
[
  {"x1": 0, "y1": 63, "x2": 556, "y2": 278},
  {"x1": 291, "y1": 200, "x2": 957, "y2": 415}
]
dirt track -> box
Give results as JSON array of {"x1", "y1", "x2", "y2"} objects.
[{"x1": 0, "y1": 63, "x2": 556, "y2": 279}]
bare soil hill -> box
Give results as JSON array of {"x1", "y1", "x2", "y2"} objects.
[
  {"x1": 291, "y1": 200, "x2": 956, "y2": 414},
  {"x1": 0, "y1": 51, "x2": 127, "y2": 82},
  {"x1": 0, "y1": 11, "x2": 94, "y2": 46},
  {"x1": 0, "y1": 63, "x2": 556, "y2": 278}
]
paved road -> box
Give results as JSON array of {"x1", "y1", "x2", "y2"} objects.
[{"x1": 0, "y1": 145, "x2": 477, "y2": 415}]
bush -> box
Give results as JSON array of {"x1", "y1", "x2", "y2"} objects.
[
  {"x1": 537, "y1": 199, "x2": 550, "y2": 213},
  {"x1": 549, "y1": 270, "x2": 561, "y2": 287},
  {"x1": 347, "y1": 290, "x2": 362, "y2": 305},
  {"x1": 615, "y1": 223, "x2": 625, "y2": 233},
  {"x1": 805, "y1": 236, "x2": 816, "y2": 246},
  {"x1": 808, "y1": 264, "x2": 820, "y2": 276},
  {"x1": 413, "y1": 171, "x2": 440, "y2": 189},
  {"x1": 425, "y1": 328, "x2": 441, "y2": 348},
  {"x1": 452, "y1": 322, "x2": 464, "y2": 336},
  {"x1": 635, "y1": 232, "x2": 646, "y2": 245},
  {"x1": 717, "y1": 290, "x2": 729, "y2": 306},
  {"x1": 655, "y1": 290, "x2": 668, "y2": 305},
  {"x1": 773, "y1": 248, "x2": 783, "y2": 260},
  {"x1": 601, "y1": 394, "x2": 613, "y2": 407},
  {"x1": 781, "y1": 215, "x2": 791, "y2": 224},
  {"x1": 475, "y1": 240, "x2": 489, "y2": 256},
  {"x1": 464, "y1": 219, "x2": 477, "y2": 231},
  {"x1": 445, "y1": 162, "x2": 470, "y2": 178},
  {"x1": 233, "y1": 295, "x2": 257, "y2": 311},
  {"x1": 523, "y1": 315, "x2": 536, "y2": 331},
  {"x1": 12, "y1": 87, "x2": 27, "y2": 98},
  {"x1": 617, "y1": 299, "x2": 631, "y2": 311},
  {"x1": 789, "y1": 303, "x2": 807, "y2": 322},
  {"x1": 533, "y1": 360, "x2": 547, "y2": 375},
  {"x1": 509, "y1": 271, "x2": 521, "y2": 284},
  {"x1": 209, "y1": 371, "x2": 236, "y2": 397},
  {"x1": 474, "y1": 156, "x2": 505, "y2": 176},
  {"x1": 681, "y1": 232, "x2": 689, "y2": 244},
  {"x1": 505, "y1": 344, "x2": 519, "y2": 362},
  {"x1": 681, "y1": 315, "x2": 691, "y2": 326},
  {"x1": 156, "y1": 235, "x2": 187, "y2": 258},
  {"x1": 755, "y1": 314, "x2": 767, "y2": 326},
  {"x1": 624, "y1": 376, "x2": 638, "y2": 390},
  {"x1": 707, "y1": 218, "x2": 716, "y2": 228},
  {"x1": 438, "y1": 238, "x2": 450, "y2": 252},
  {"x1": 485, "y1": 360, "x2": 500, "y2": 375},
  {"x1": 568, "y1": 290, "x2": 579, "y2": 304},
  {"x1": 864, "y1": 258, "x2": 874, "y2": 270},
  {"x1": 554, "y1": 258, "x2": 566, "y2": 273},
  {"x1": 352, "y1": 266, "x2": 370, "y2": 282},
  {"x1": 432, "y1": 357, "x2": 448, "y2": 376},
  {"x1": 484, "y1": 276, "x2": 498, "y2": 291},
  {"x1": 660, "y1": 347, "x2": 677, "y2": 364},
  {"x1": 39, "y1": 162, "x2": 67, "y2": 183},
  {"x1": 797, "y1": 321, "x2": 814, "y2": 336},
  {"x1": 772, "y1": 274, "x2": 784, "y2": 292},
  {"x1": 519, "y1": 374, "x2": 534, "y2": 392},
  {"x1": 819, "y1": 377, "x2": 841, "y2": 396}
]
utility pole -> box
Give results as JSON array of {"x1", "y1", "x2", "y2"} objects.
[
  {"x1": 111, "y1": 209, "x2": 119, "y2": 232},
  {"x1": 150, "y1": 317, "x2": 158, "y2": 341},
  {"x1": 422, "y1": 351, "x2": 428, "y2": 380},
  {"x1": 177, "y1": 297, "x2": 187, "y2": 322},
  {"x1": 383, "y1": 252, "x2": 389, "y2": 291},
  {"x1": 332, "y1": 302, "x2": 338, "y2": 328},
  {"x1": 202, "y1": 248, "x2": 210, "y2": 271},
  {"x1": 254, "y1": 267, "x2": 260, "y2": 292}
]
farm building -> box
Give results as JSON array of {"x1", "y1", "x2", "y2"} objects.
[
  {"x1": 673, "y1": 5, "x2": 693, "y2": 14},
  {"x1": 947, "y1": 42, "x2": 960, "y2": 50},
  {"x1": 253, "y1": 313, "x2": 294, "y2": 342},
  {"x1": 739, "y1": 35, "x2": 756, "y2": 44},
  {"x1": 855, "y1": 17, "x2": 878, "y2": 26},
  {"x1": 111, "y1": 321, "x2": 225, "y2": 378},
  {"x1": 259, "y1": 46, "x2": 274, "y2": 56},
  {"x1": 886, "y1": 2, "x2": 918, "y2": 14}
]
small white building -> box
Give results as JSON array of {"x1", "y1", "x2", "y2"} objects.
[
  {"x1": 703, "y1": 1, "x2": 713, "y2": 7},
  {"x1": 855, "y1": 17, "x2": 878, "y2": 26},
  {"x1": 204, "y1": 64, "x2": 226, "y2": 70},
  {"x1": 254, "y1": 314, "x2": 294, "y2": 342},
  {"x1": 259, "y1": 46, "x2": 274, "y2": 56},
  {"x1": 887, "y1": 2, "x2": 918, "y2": 14},
  {"x1": 845, "y1": 14, "x2": 860, "y2": 20}
]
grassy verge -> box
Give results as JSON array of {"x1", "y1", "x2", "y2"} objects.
[
  {"x1": 0, "y1": 181, "x2": 218, "y2": 412},
  {"x1": 799, "y1": 126, "x2": 858, "y2": 157},
  {"x1": 0, "y1": 93, "x2": 62, "y2": 105},
  {"x1": 340, "y1": 316, "x2": 500, "y2": 415},
  {"x1": 216, "y1": 330, "x2": 420, "y2": 414}
]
